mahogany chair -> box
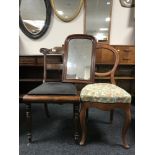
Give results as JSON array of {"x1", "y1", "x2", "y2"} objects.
[
  {"x1": 79, "y1": 45, "x2": 131, "y2": 148},
  {"x1": 22, "y1": 34, "x2": 96, "y2": 144}
]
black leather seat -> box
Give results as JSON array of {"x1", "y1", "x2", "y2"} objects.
[{"x1": 28, "y1": 82, "x2": 77, "y2": 95}]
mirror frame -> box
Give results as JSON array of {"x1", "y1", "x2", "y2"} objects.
[
  {"x1": 84, "y1": 0, "x2": 113, "y2": 44},
  {"x1": 51, "y1": 0, "x2": 83, "y2": 22},
  {"x1": 62, "y1": 34, "x2": 96, "y2": 83},
  {"x1": 120, "y1": 0, "x2": 135, "y2": 8},
  {"x1": 19, "y1": 0, "x2": 52, "y2": 39}
]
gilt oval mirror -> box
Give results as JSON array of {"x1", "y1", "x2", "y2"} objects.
[
  {"x1": 51, "y1": 0, "x2": 83, "y2": 22},
  {"x1": 19, "y1": 0, "x2": 52, "y2": 39}
]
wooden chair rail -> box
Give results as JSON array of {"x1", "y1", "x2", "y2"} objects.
[{"x1": 23, "y1": 94, "x2": 80, "y2": 103}]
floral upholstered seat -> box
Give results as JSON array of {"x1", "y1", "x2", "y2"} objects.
[{"x1": 80, "y1": 83, "x2": 131, "y2": 104}]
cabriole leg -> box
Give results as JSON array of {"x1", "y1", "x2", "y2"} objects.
[
  {"x1": 79, "y1": 103, "x2": 87, "y2": 145},
  {"x1": 122, "y1": 107, "x2": 131, "y2": 149}
]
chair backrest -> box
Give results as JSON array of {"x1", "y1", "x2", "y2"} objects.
[
  {"x1": 95, "y1": 44, "x2": 119, "y2": 85},
  {"x1": 62, "y1": 34, "x2": 97, "y2": 83},
  {"x1": 40, "y1": 47, "x2": 64, "y2": 83}
]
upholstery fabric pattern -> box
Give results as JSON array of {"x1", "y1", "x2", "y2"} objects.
[{"x1": 80, "y1": 83, "x2": 131, "y2": 103}]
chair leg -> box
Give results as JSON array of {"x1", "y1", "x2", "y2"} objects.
[
  {"x1": 73, "y1": 103, "x2": 80, "y2": 143},
  {"x1": 110, "y1": 110, "x2": 114, "y2": 123},
  {"x1": 122, "y1": 107, "x2": 131, "y2": 149},
  {"x1": 44, "y1": 103, "x2": 50, "y2": 118},
  {"x1": 86, "y1": 109, "x2": 89, "y2": 121},
  {"x1": 26, "y1": 104, "x2": 32, "y2": 144},
  {"x1": 79, "y1": 104, "x2": 87, "y2": 145}
]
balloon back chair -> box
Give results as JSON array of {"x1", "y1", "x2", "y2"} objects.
[
  {"x1": 22, "y1": 34, "x2": 96, "y2": 144},
  {"x1": 79, "y1": 44, "x2": 131, "y2": 148}
]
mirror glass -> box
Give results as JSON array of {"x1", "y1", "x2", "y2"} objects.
[
  {"x1": 19, "y1": 0, "x2": 51, "y2": 39},
  {"x1": 67, "y1": 39, "x2": 92, "y2": 80},
  {"x1": 20, "y1": 0, "x2": 46, "y2": 34},
  {"x1": 51, "y1": 0, "x2": 83, "y2": 22},
  {"x1": 63, "y1": 35, "x2": 96, "y2": 83},
  {"x1": 85, "y1": 0, "x2": 113, "y2": 42}
]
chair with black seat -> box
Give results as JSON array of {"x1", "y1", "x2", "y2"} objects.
[
  {"x1": 22, "y1": 34, "x2": 96, "y2": 144},
  {"x1": 79, "y1": 44, "x2": 132, "y2": 148}
]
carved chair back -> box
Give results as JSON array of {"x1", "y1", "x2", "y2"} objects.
[{"x1": 95, "y1": 44, "x2": 119, "y2": 84}]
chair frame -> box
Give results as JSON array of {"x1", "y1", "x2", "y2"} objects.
[
  {"x1": 79, "y1": 44, "x2": 131, "y2": 148},
  {"x1": 22, "y1": 47, "x2": 81, "y2": 144},
  {"x1": 22, "y1": 34, "x2": 97, "y2": 144}
]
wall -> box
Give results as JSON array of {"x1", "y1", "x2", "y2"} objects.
[
  {"x1": 19, "y1": 0, "x2": 135, "y2": 55},
  {"x1": 19, "y1": 7, "x2": 84, "y2": 55},
  {"x1": 110, "y1": 0, "x2": 135, "y2": 45}
]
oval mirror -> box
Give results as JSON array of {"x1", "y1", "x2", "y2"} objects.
[
  {"x1": 19, "y1": 0, "x2": 52, "y2": 39},
  {"x1": 51, "y1": 0, "x2": 83, "y2": 22}
]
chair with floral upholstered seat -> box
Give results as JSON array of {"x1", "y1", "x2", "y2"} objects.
[{"x1": 79, "y1": 44, "x2": 131, "y2": 149}]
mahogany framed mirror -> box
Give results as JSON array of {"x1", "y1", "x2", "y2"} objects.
[
  {"x1": 84, "y1": 0, "x2": 113, "y2": 43},
  {"x1": 51, "y1": 0, "x2": 83, "y2": 22},
  {"x1": 63, "y1": 34, "x2": 96, "y2": 83},
  {"x1": 19, "y1": 0, "x2": 52, "y2": 39}
]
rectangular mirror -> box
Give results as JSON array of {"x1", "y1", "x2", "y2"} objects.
[
  {"x1": 85, "y1": 0, "x2": 113, "y2": 42},
  {"x1": 63, "y1": 34, "x2": 96, "y2": 83}
]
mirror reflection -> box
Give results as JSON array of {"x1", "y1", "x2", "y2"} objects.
[
  {"x1": 66, "y1": 39, "x2": 93, "y2": 80},
  {"x1": 51, "y1": 0, "x2": 83, "y2": 22},
  {"x1": 20, "y1": 0, "x2": 46, "y2": 34},
  {"x1": 85, "y1": 0, "x2": 112, "y2": 42}
]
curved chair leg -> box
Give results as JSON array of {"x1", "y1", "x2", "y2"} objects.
[
  {"x1": 110, "y1": 110, "x2": 114, "y2": 123},
  {"x1": 122, "y1": 107, "x2": 131, "y2": 149},
  {"x1": 79, "y1": 104, "x2": 87, "y2": 145},
  {"x1": 86, "y1": 109, "x2": 89, "y2": 121},
  {"x1": 44, "y1": 103, "x2": 50, "y2": 118},
  {"x1": 26, "y1": 103, "x2": 32, "y2": 144}
]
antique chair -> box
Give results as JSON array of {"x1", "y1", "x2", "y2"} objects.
[
  {"x1": 79, "y1": 44, "x2": 131, "y2": 148},
  {"x1": 22, "y1": 34, "x2": 96, "y2": 144}
]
